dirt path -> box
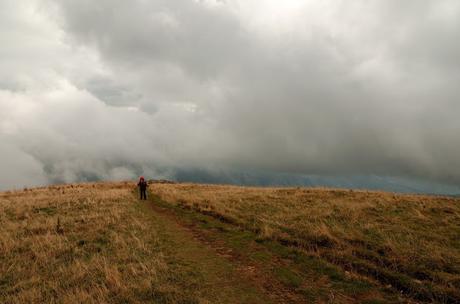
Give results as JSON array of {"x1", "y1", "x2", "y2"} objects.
[
  {"x1": 136, "y1": 192, "x2": 408, "y2": 304},
  {"x1": 135, "y1": 193, "x2": 308, "y2": 303}
]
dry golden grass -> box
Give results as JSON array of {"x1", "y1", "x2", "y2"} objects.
[
  {"x1": 154, "y1": 183, "x2": 460, "y2": 302},
  {"x1": 0, "y1": 182, "x2": 185, "y2": 303},
  {"x1": 3, "y1": 181, "x2": 459, "y2": 303}
]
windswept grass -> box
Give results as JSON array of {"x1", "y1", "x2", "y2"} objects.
[
  {"x1": 3, "y1": 181, "x2": 459, "y2": 303},
  {"x1": 0, "y1": 182, "x2": 191, "y2": 303},
  {"x1": 154, "y1": 183, "x2": 460, "y2": 303}
]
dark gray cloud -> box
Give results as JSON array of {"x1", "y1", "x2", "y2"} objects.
[{"x1": 1, "y1": 0, "x2": 460, "y2": 191}]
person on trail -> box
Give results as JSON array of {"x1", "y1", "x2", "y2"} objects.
[{"x1": 138, "y1": 176, "x2": 148, "y2": 200}]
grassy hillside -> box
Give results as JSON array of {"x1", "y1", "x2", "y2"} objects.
[
  {"x1": 0, "y1": 182, "x2": 274, "y2": 303},
  {"x1": 1, "y1": 182, "x2": 459, "y2": 303},
  {"x1": 155, "y1": 183, "x2": 460, "y2": 303},
  {"x1": 0, "y1": 182, "x2": 174, "y2": 303}
]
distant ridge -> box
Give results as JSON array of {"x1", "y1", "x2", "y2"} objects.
[{"x1": 173, "y1": 168, "x2": 460, "y2": 195}]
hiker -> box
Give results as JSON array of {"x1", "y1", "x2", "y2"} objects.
[{"x1": 138, "y1": 176, "x2": 148, "y2": 200}]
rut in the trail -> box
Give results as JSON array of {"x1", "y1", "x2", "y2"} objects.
[{"x1": 138, "y1": 194, "x2": 308, "y2": 304}]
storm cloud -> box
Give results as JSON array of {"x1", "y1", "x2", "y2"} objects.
[{"x1": 1, "y1": 0, "x2": 460, "y2": 191}]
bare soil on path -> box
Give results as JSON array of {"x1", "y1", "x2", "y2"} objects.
[
  {"x1": 139, "y1": 194, "x2": 310, "y2": 304},
  {"x1": 137, "y1": 194, "x2": 281, "y2": 303},
  {"x1": 139, "y1": 192, "x2": 404, "y2": 304}
]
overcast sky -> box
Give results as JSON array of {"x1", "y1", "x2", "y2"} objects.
[{"x1": 1, "y1": 0, "x2": 459, "y2": 190}]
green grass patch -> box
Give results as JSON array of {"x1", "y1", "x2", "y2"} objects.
[
  {"x1": 361, "y1": 300, "x2": 389, "y2": 304},
  {"x1": 332, "y1": 280, "x2": 373, "y2": 295},
  {"x1": 274, "y1": 267, "x2": 303, "y2": 288},
  {"x1": 150, "y1": 193, "x2": 401, "y2": 302},
  {"x1": 300, "y1": 286, "x2": 324, "y2": 302},
  {"x1": 33, "y1": 206, "x2": 57, "y2": 216},
  {"x1": 250, "y1": 250, "x2": 271, "y2": 262}
]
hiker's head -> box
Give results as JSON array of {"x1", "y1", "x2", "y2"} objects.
[{"x1": 140, "y1": 176, "x2": 144, "y2": 181}]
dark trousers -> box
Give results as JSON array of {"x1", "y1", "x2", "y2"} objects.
[{"x1": 140, "y1": 189, "x2": 147, "y2": 200}]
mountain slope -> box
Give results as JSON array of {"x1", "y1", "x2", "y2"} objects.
[
  {"x1": 154, "y1": 183, "x2": 460, "y2": 303},
  {"x1": 1, "y1": 182, "x2": 459, "y2": 303},
  {"x1": 0, "y1": 183, "x2": 271, "y2": 303}
]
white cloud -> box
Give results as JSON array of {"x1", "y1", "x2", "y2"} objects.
[
  {"x1": 0, "y1": 0, "x2": 459, "y2": 189},
  {"x1": 0, "y1": 141, "x2": 47, "y2": 190}
]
